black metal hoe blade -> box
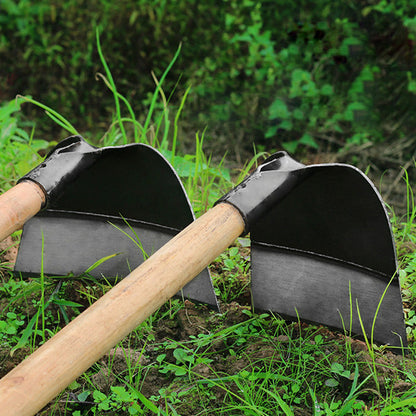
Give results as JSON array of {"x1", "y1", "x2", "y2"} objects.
[
  {"x1": 218, "y1": 152, "x2": 407, "y2": 348},
  {"x1": 14, "y1": 135, "x2": 217, "y2": 307}
]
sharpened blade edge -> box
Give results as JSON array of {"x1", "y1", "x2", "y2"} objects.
[{"x1": 251, "y1": 244, "x2": 407, "y2": 348}]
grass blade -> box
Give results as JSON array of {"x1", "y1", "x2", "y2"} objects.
[
  {"x1": 96, "y1": 28, "x2": 127, "y2": 143},
  {"x1": 260, "y1": 387, "x2": 294, "y2": 416},
  {"x1": 84, "y1": 253, "x2": 121, "y2": 274},
  {"x1": 16, "y1": 95, "x2": 78, "y2": 135}
]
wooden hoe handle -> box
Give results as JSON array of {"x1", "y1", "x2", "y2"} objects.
[
  {"x1": 0, "y1": 181, "x2": 46, "y2": 242},
  {"x1": 0, "y1": 203, "x2": 245, "y2": 416}
]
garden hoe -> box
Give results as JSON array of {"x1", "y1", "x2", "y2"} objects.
[
  {"x1": 0, "y1": 135, "x2": 217, "y2": 306},
  {"x1": 0, "y1": 150, "x2": 407, "y2": 416},
  {"x1": 218, "y1": 153, "x2": 407, "y2": 349}
]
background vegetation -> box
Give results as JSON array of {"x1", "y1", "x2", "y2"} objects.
[{"x1": 1, "y1": 0, "x2": 416, "y2": 160}]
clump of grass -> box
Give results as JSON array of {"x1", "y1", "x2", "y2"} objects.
[
  {"x1": 0, "y1": 97, "x2": 50, "y2": 192},
  {"x1": 211, "y1": 240, "x2": 251, "y2": 304},
  {"x1": 389, "y1": 164, "x2": 416, "y2": 346}
]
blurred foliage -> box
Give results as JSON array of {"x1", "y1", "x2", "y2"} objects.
[{"x1": 0, "y1": 0, "x2": 416, "y2": 157}]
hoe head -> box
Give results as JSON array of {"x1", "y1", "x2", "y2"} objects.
[
  {"x1": 14, "y1": 136, "x2": 217, "y2": 307},
  {"x1": 219, "y1": 152, "x2": 407, "y2": 348}
]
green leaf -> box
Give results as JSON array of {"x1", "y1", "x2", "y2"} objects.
[
  {"x1": 128, "y1": 404, "x2": 141, "y2": 415},
  {"x1": 229, "y1": 247, "x2": 239, "y2": 257},
  {"x1": 292, "y1": 108, "x2": 304, "y2": 120},
  {"x1": 407, "y1": 72, "x2": 416, "y2": 93},
  {"x1": 173, "y1": 348, "x2": 193, "y2": 364},
  {"x1": 269, "y1": 98, "x2": 290, "y2": 119},
  {"x1": 111, "y1": 385, "x2": 131, "y2": 402},
  {"x1": 291, "y1": 383, "x2": 300, "y2": 393},
  {"x1": 290, "y1": 69, "x2": 317, "y2": 98},
  {"x1": 77, "y1": 390, "x2": 91, "y2": 402},
  {"x1": 404, "y1": 16, "x2": 416, "y2": 33},
  {"x1": 331, "y1": 362, "x2": 345, "y2": 373},
  {"x1": 292, "y1": 68, "x2": 311, "y2": 83},
  {"x1": 156, "y1": 353, "x2": 166, "y2": 363},
  {"x1": 98, "y1": 400, "x2": 111, "y2": 411},
  {"x1": 6, "y1": 326, "x2": 17, "y2": 335},
  {"x1": 174, "y1": 366, "x2": 187, "y2": 376},
  {"x1": 224, "y1": 258, "x2": 235, "y2": 269},
  {"x1": 299, "y1": 133, "x2": 319, "y2": 149},
  {"x1": 282, "y1": 141, "x2": 298, "y2": 154},
  {"x1": 93, "y1": 389, "x2": 108, "y2": 402},
  {"x1": 314, "y1": 335, "x2": 323, "y2": 345},
  {"x1": 0, "y1": 98, "x2": 21, "y2": 121},
  {"x1": 278, "y1": 120, "x2": 293, "y2": 130},
  {"x1": 69, "y1": 381, "x2": 81, "y2": 391},
  {"x1": 325, "y1": 378, "x2": 339, "y2": 387},
  {"x1": 362, "y1": 6, "x2": 373, "y2": 17},
  {"x1": 238, "y1": 237, "x2": 251, "y2": 247},
  {"x1": 265, "y1": 125, "x2": 278, "y2": 138},
  {"x1": 348, "y1": 133, "x2": 369, "y2": 145},
  {"x1": 321, "y1": 84, "x2": 334, "y2": 96}
]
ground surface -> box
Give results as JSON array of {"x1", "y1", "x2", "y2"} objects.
[{"x1": 1, "y1": 236, "x2": 416, "y2": 415}]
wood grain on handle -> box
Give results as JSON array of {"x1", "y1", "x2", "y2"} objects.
[
  {"x1": 0, "y1": 202, "x2": 245, "y2": 416},
  {"x1": 0, "y1": 181, "x2": 46, "y2": 242}
]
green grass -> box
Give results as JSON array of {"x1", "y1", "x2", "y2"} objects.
[
  {"x1": 0, "y1": 97, "x2": 50, "y2": 192},
  {"x1": 1, "y1": 38, "x2": 416, "y2": 415}
]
